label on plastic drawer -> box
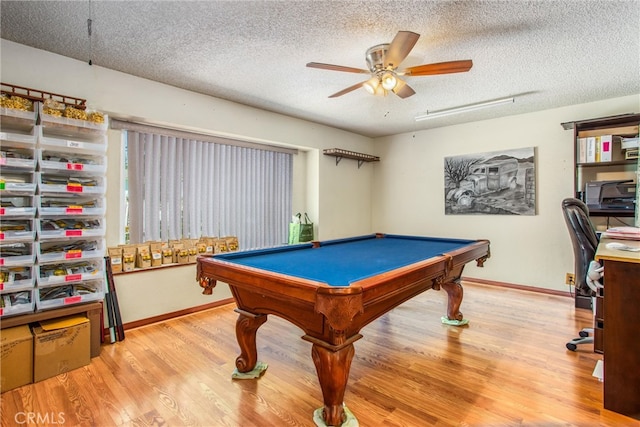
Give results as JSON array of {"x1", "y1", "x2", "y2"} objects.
[
  {"x1": 66, "y1": 184, "x2": 83, "y2": 193},
  {"x1": 66, "y1": 140, "x2": 84, "y2": 149},
  {"x1": 0, "y1": 158, "x2": 6, "y2": 166},
  {"x1": 64, "y1": 295, "x2": 82, "y2": 304},
  {"x1": 0, "y1": 208, "x2": 5, "y2": 215},
  {"x1": 66, "y1": 207, "x2": 83, "y2": 214},
  {"x1": 66, "y1": 230, "x2": 83, "y2": 237},
  {"x1": 65, "y1": 250, "x2": 82, "y2": 259},
  {"x1": 0, "y1": 283, "x2": 4, "y2": 290},
  {"x1": 65, "y1": 274, "x2": 82, "y2": 282},
  {"x1": 0, "y1": 259, "x2": 4, "y2": 266},
  {"x1": 66, "y1": 163, "x2": 84, "y2": 171},
  {"x1": 0, "y1": 233, "x2": 4, "y2": 240}
]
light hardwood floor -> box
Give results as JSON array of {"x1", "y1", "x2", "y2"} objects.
[{"x1": 2, "y1": 281, "x2": 639, "y2": 427}]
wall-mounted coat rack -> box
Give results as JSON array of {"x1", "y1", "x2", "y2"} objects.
[{"x1": 323, "y1": 148, "x2": 380, "y2": 168}]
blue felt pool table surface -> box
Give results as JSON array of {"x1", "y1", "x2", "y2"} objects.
[{"x1": 212, "y1": 234, "x2": 475, "y2": 287}]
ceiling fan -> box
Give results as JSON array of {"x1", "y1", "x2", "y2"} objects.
[{"x1": 306, "y1": 31, "x2": 473, "y2": 99}]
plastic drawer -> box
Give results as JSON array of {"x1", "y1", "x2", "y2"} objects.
[
  {"x1": 36, "y1": 258, "x2": 105, "y2": 287},
  {"x1": 39, "y1": 104, "x2": 107, "y2": 136},
  {"x1": 36, "y1": 279, "x2": 105, "y2": 311},
  {"x1": 0, "y1": 242, "x2": 35, "y2": 267},
  {"x1": 0, "y1": 196, "x2": 36, "y2": 217},
  {"x1": 0, "y1": 146, "x2": 36, "y2": 171},
  {"x1": 0, "y1": 218, "x2": 36, "y2": 242},
  {"x1": 0, "y1": 107, "x2": 37, "y2": 133},
  {"x1": 37, "y1": 217, "x2": 105, "y2": 240},
  {"x1": 38, "y1": 149, "x2": 107, "y2": 175},
  {"x1": 0, "y1": 172, "x2": 37, "y2": 195},
  {"x1": 0, "y1": 128, "x2": 37, "y2": 147},
  {"x1": 37, "y1": 195, "x2": 106, "y2": 217},
  {"x1": 0, "y1": 288, "x2": 35, "y2": 318},
  {"x1": 37, "y1": 238, "x2": 105, "y2": 263},
  {"x1": 37, "y1": 172, "x2": 106, "y2": 195},
  {"x1": 0, "y1": 265, "x2": 35, "y2": 292}
]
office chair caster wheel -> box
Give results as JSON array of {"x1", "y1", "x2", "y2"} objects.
[
  {"x1": 579, "y1": 330, "x2": 589, "y2": 338},
  {"x1": 566, "y1": 342, "x2": 577, "y2": 351}
]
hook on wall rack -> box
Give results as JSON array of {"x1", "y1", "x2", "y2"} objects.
[{"x1": 323, "y1": 148, "x2": 380, "y2": 168}]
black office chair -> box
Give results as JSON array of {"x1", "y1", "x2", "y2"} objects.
[{"x1": 561, "y1": 197, "x2": 600, "y2": 351}]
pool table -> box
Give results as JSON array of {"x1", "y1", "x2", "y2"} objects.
[{"x1": 197, "y1": 233, "x2": 490, "y2": 426}]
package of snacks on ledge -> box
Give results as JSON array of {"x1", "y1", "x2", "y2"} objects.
[
  {"x1": 225, "y1": 236, "x2": 239, "y2": 252},
  {"x1": 199, "y1": 237, "x2": 214, "y2": 255},
  {"x1": 108, "y1": 247, "x2": 123, "y2": 273},
  {"x1": 149, "y1": 241, "x2": 162, "y2": 267},
  {"x1": 135, "y1": 244, "x2": 151, "y2": 269},
  {"x1": 213, "y1": 238, "x2": 228, "y2": 254},
  {"x1": 171, "y1": 243, "x2": 188, "y2": 264},
  {"x1": 161, "y1": 242, "x2": 173, "y2": 264},
  {"x1": 121, "y1": 245, "x2": 136, "y2": 272},
  {"x1": 187, "y1": 245, "x2": 198, "y2": 263},
  {"x1": 196, "y1": 241, "x2": 208, "y2": 256}
]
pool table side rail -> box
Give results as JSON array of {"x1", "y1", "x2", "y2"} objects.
[
  {"x1": 198, "y1": 255, "x2": 333, "y2": 302},
  {"x1": 351, "y1": 239, "x2": 490, "y2": 325}
]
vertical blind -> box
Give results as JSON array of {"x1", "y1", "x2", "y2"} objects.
[{"x1": 126, "y1": 131, "x2": 293, "y2": 250}]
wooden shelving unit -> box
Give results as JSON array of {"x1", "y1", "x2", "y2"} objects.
[
  {"x1": 323, "y1": 148, "x2": 380, "y2": 168},
  {"x1": 562, "y1": 113, "x2": 639, "y2": 219}
]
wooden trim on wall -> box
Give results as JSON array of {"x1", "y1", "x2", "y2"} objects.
[
  {"x1": 462, "y1": 276, "x2": 573, "y2": 298},
  {"x1": 103, "y1": 297, "x2": 234, "y2": 337},
  {"x1": 103, "y1": 278, "x2": 572, "y2": 338}
]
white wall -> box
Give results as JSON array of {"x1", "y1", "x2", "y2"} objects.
[
  {"x1": 2, "y1": 39, "x2": 638, "y2": 295},
  {"x1": 0, "y1": 39, "x2": 375, "y2": 244},
  {"x1": 372, "y1": 95, "x2": 640, "y2": 291}
]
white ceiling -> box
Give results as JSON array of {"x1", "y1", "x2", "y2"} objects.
[{"x1": 1, "y1": 0, "x2": 639, "y2": 138}]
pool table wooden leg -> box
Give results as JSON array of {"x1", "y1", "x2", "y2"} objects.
[
  {"x1": 234, "y1": 309, "x2": 267, "y2": 372},
  {"x1": 311, "y1": 341, "x2": 356, "y2": 427},
  {"x1": 440, "y1": 279, "x2": 464, "y2": 321}
]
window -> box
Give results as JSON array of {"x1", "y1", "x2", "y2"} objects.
[{"x1": 122, "y1": 128, "x2": 293, "y2": 250}]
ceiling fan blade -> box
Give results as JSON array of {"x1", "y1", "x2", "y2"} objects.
[
  {"x1": 392, "y1": 79, "x2": 416, "y2": 99},
  {"x1": 306, "y1": 62, "x2": 369, "y2": 74},
  {"x1": 328, "y1": 81, "x2": 367, "y2": 98},
  {"x1": 403, "y1": 60, "x2": 473, "y2": 76},
  {"x1": 384, "y1": 31, "x2": 420, "y2": 69}
]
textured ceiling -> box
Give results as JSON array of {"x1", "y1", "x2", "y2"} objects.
[{"x1": 1, "y1": 0, "x2": 639, "y2": 138}]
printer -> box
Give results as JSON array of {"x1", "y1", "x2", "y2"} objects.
[{"x1": 585, "y1": 180, "x2": 637, "y2": 211}]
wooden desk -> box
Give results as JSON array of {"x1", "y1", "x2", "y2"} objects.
[
  {"x1": 595, "y1": 238, "x2": 640, "y2": 419},
  {"x1": 1, "y1": 302, "x2": 103, "y2": 358}
]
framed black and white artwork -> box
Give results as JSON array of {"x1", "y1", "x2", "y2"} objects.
[{"x1": 444, "y1": 147, "x2": 536, "y2": 215}]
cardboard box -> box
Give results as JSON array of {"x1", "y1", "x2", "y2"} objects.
[
  {"x1": 33, "y1": 315, "x2": 90, "y2": 383},
  {"x1": 1, "y1": 325, "x2": 33, "y2": 392}
]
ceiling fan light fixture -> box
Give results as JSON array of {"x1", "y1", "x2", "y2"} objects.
[
  {"x1": 381, "y1": 72, "x2": 397, "y2": 90},
  {"x1": 363, "y1": 76, "x2": 380, "y2": 94}
]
